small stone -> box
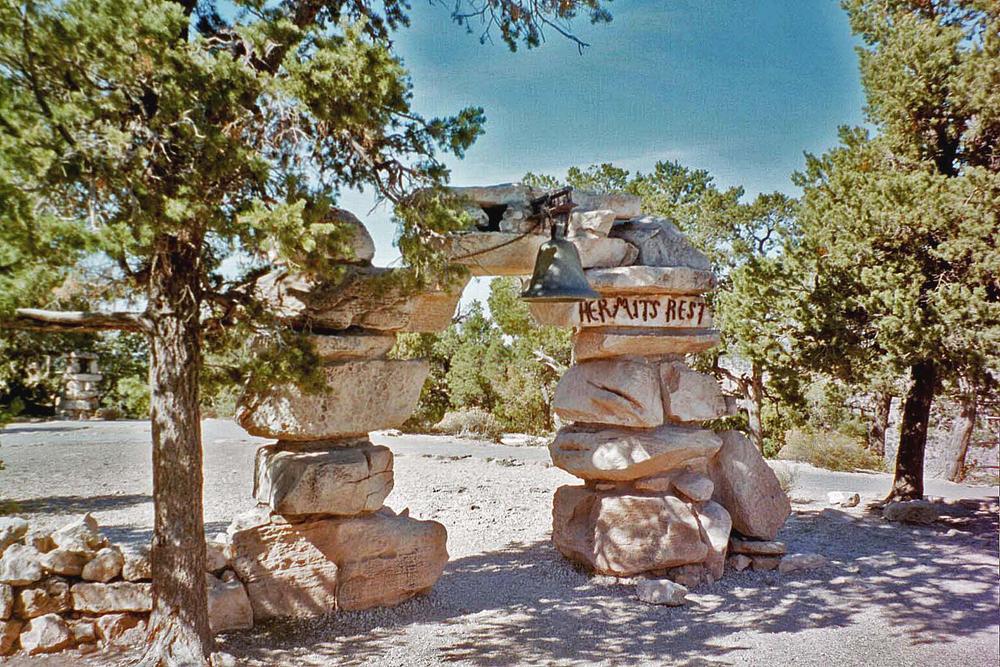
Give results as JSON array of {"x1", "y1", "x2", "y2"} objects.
[
  {"x1": 778, "y1": 553, "x2": 828, "y2": 574},
  {"x1": 95, "y1": 613, "x2": 145, "y2": 645},
  {"x1": 206, "y1": 573, "x2": 253, "y2": 634},
  {"x1": 609, "y1": 216, "x2": 711, "y2": 269},
  {"x1": 660, "y1": 361, "x2": 729, "y2": 423},
  {"x1": 883, "y1": 500, "x2": 939, "y2": 524},
  {"x1": 0, "y1": 544, "x2": 44, "y2": 586},
  {"x1": 50, "y1": 513, "x2": 107, "y2": 556},
  {"x1": 727, "y1": 554, "x2": 752, "y2": 571},
  {"x1": 205, "y1": 540, "x2": 229, "y2": 573},
  {"x1": 636, "y1": 578, "x2": 688, "y2": 606},
  {"x1": 68, "y1": 618, "x2": 97, "y2": 644},
  {"x1": 0, "y1": 619, "x2": 22, "y2": 656},
  {"x1": 729, "y1": 537, "x2": 787, "y2": 556},
  {"x1": 673, "y1": 471, "x2": 715, "y2": 502},
  {"x1": 751, "y1": 556, "x2": 781, "y2": 571},
  {"x1": 81, "y1": 546, "x2": 124, "y2": 582},
  {"x1": 19, "y1": 613, "x2": 73, "y2": 655},
  {"x1": 15, "y1": 577, "x2": 71, "y2": 618},
  {"x1": 38, "y1": 548, "x2": 87, "y2": 577},
  {"x1": 71, "y1": 582, "x2": 152, "y2": 613},
  {"x1": 828, "y1": 492, "x2": 860, "y2": 508},
  {"x1": 0, "y1": 518, "x2": 29, "y2": 555},
  {"x1": 552, "y1": 357, "x2": 665, "y2": 429},
  {"x1": 121, "y1": 545, "x2": 152, "y2": 581},
  {"x1": 0, "y1": 584, "x2": 11, "y2": 620}
]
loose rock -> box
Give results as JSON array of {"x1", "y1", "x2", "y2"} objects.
[
  {"x1": 81, "y1": 546, "x2": 124, "y2": 583},
  {"x1": 206, "y1": 540, "x2": 229, "y2": 573},
  {"x1": 828, "y1": 492, "x2": 861, "y2": 508},
  {"x1": 568, "y1": 209, "x2": 616, "y2": 237},
  {"x1": 50, "y1": 514, "x2": 107, "y2": 556},
  {"x1": 708, "y1": 431, "x2": 790, "y2": 540},
  {"x1": 552, "y1": 357, "x2": 665, "y2": 428},
  {"x1": 121, "y1": 545, "x2": 152, "y2": 582},
  {"x1": 695, "y1": 501, "x2": 732, "y2": 581},
  {"x1": 0, "y1": 584, "x2": 11, "y2": 620},
  {"x1": 609, "y1": 216, "x2": 712, "y2": 269},
  {"x1": 727, "y1": 554, "x2": 752, "y2": 572},
  {"x1": 19, "y1": 613, "x2": 72, "y2": 655},
  {"x1": 883, "y1": 500, "x2": 939, "y2": 525},
  {"x1": 778, "y1": 553, "x2": 828, "y2": 574},
  {"x1": 673, "y1": 471, "x2": 715, "y2": 502},
  {"x1": 636, "y1": 578, "x2": 688, "y2": 606},
  {"x1": 751, "y1": 556, "x2": 781, "y2": 571}
]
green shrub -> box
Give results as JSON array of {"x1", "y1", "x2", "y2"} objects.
[
  {"x1": 433, "y1": 408, "x2": 504, "y2": 442},
  {"x1": 778, "y1": 427, "x2": 884, "y2": 472}
]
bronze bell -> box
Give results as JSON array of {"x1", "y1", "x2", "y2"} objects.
[{"x1": 520, "y1": 235, "x2": 600, "y2": 302}]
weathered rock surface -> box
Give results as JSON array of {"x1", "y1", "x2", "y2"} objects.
[
  {"x1": 727, "y1": 554, "x2": 752, "y2": 571},
  {"x1": 583, "y1": 266, "x2": 716, "y2": 295},
  {"x1": 552, "y1": 486, "x2": 707, "y2": 576},
  {"x1": 443, "y1": 232, "x2": 637, "y2": 276},
  {"x1": 120, "y1": 545, "x2": 151, "y2": 582},
  {"x1": 229, "y1": 512, "x2": 448, "y2": 619},
  {"x1": 236, "y1": 359, "x2": 429, "y2": 441},
  {"x1": 253, "y1": 443, "x2": 393, "y2": 516},
  {"x1": 258, "y1": 267, "x2": 468, "y2": 332},
  {"x1": 609, "y1": 216, "x2": 712, "y2": 269},
  {"x1": 549, "y1": 424, "x2": 722, "y2": 482},
  {"x1": 68, "y1": 618, "x2": 96, "y2": 645},
  {"x1": 71, "y1": 582, "x2": 152, "y2": 613},
  {"x1": 552, "y1": 357, "x2": 664, "y2": 428},
  {"x1": 450, "y1": 183, "x2": 532, "y2": 208},
  {"x1": 572, "y1": 329, "x2": 721, "y2": 361},
  {"x1": 636, "y1": 578, "x2": 688, "y2": 606},
  {"x1": 15, "y1": 577, "x2": 71, "y2": 618},
  {"x1": 568, "y1": 209, "x2": 616, "y2": 238},
  {"x1": 19, "y1": 613, "x2": 72, "y2": 655},
  {"x1": 708, "y1": 430, "x2": 790, "y2": 540},
  {"x1": 50, "y1": 514, "x2": 107, "y2": 556},
  {"x1": 573, "y1": 191, "x2": 643, "y2": 219},
  {"x1": 0, "y1": 544, "x2": 43, "y2": 586},
  {"x1": 751, "y1": 556, "x2": 781, "y2": 571},
  {"x1": 673, "y1": 471, "x2": 715, "y2": 502},
  {"x1": 0, "y1": 619, "x2": 21, "y2": 656},
  {"x1": 81, "y1": 546, "x2": 123, "y2": 583},
  {"x1": 206, "y1": 573, "x2": 253, "y2": 634},
  {"x1": 883, "y1": 500, "x2": 939, "y2": 524},
  {"x1": 38, "y1": 549, "x2": 87, "y2": 577},
  {"x1": 729, "y1": 537, "x2": 787, "y2": 556},
  {"x1": 0, "y1": 519, "x2": 28, "y2": 555},
  {"x1": 660, "y1": 361, "x2": 729, "y2": 423},
  {"x1": 779, "y1": 553, "x2": 828, "y2": 574},
  {"x1": 0, "y1": 584, "x2": 11, "y2": 620},
  {"x1": 695, "y1": 501, "x2": 732, "y2": 581},
  {"x1": 95, "y1": 613, "x2": 145, "y2": 645},
  {"x1": 23, "y1": 531, "x2": 54, "y2": 554},
  {"x1": 206, "y1": 540, "x2": 229, "y2": 573},
  {"x1": 308, "y1": 333, "x2": 396, "y2": 361}
]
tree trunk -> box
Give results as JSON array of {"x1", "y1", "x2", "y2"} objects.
[
  {"x1": 867, "y1": 392, "x2": 892, "y2": 459},
  {"x1": 943, "y1": 382, "x2": 978, "y2": 483},
  {"x1": 887, "y1": 360, "x2": 936, "y2": 502},
  {"x1": 138, "y1": 235, "x2": 213, "y2": 666},
  {"x1": 747, "y1": 363, "x2": 765, "y2": 454}
]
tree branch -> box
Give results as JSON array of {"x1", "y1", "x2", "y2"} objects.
[{"x1": 4, "y1": 308, "x2": 149, "y2": 333}]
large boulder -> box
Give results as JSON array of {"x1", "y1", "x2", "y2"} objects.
[
  {"x1": 572, "y1": 329, "x2": 720, "y2": 361},
  {"x1": 236, "y1": 359, "x2": 429, "y2": 441},
  {"x1": 659, "y1": 361, "x2": 730, "y2": 423},
  {"x1": 277, "y1": 207, "x2": 375, "y2": 268},
  {"x1": 552, "y1": 486, "x2": 707, "y2": 576},
  {"x1": 552, "y1": 357, "x2": 664, "y2": 428},
  {"x1": 229, "y1": 511, "x2": 448, "y2": 619},
  {"x1": 609, "y1": 216, "x2": 712, "y2": 269},
  {"x1": 549, "y1": 424, "x2": 722, "y2": 482},
  {"x1": 708, "y1": 431, "x2": 790, "y2": 540},
  {"x1": 258, "y1": 266, "x2": 469, "y2": 332},
  {"x1": 253, "y1": 443, "x2": 393, "y2": 516}
]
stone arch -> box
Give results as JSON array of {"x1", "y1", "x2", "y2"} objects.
[{"x1": 229, "y1": 184, "x2": 790, "y2": 621}]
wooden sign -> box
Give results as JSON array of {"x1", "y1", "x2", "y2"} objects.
[{"x1": 529, "y1": 294, "x2": 712, "y2": 329}]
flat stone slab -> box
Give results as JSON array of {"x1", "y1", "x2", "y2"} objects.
[
  {"x1": 308, "y1": 333, "x2": 396, "y2": 361},
  {"x1": 549, "y1": 424, "x2": 722, "y2": 481},
  {"x1": 584, "y1": 266, "x2": 716, "y2": 295},
  {"x1": 529, "y1": 294, "x2": 712, "y2": 329},
  {"x1": 573, "y1": 329, "x2": 721, "y2": 361},
  {"x1": 229, "y1": 511, "x2": 448, "y2": 619},
  {"x1": 442, "y1": 232, "x2": 637, "y2": 276},
  {"x1": 253, "y1": 443, "x2": 393, "y2": 516},
  {"x1": 552, "y1": 357, "x2": 664, "y2": 428},
  {"x1": 236, "y1": 359, "x2": 429, "y2": 441},
  {"x1": 552, "y1": 486, "x2": 708, "y2": 576}
]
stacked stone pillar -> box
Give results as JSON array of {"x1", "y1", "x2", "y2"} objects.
[{"x1": 57, "y1": 353, "x2": 102, "y2": 420}]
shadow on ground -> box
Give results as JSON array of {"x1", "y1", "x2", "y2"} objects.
[
  {"x1": 14, "y1": 493, "x2": 151, "y2": 515},
  {"x1": 221, "y1": 498, "x2": 998, "y2": 666}
]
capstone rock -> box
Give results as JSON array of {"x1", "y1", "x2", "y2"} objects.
[
  {"x1": 572, "y1": 191, "x2": 643, "y2": 219},
  {"x1": 229, "y1": 512, "x2": 447, "y2": 619},
  {"x1": 660, "y1": 361, "x2": 729, "y2": 423},
  {"x1": 708, "y1": 431, "x2": 790, "y2": 540},
  {"x1": 549, "y1": 424, "x2": 722, "y2": 482},
  {"x1": 552, "y1": 357, "x2": 664, "y2": 428},
  {"x1": 236, "y1": 359, "x2": 429, "y2": 441},
  {"x1": 253, "y1": 443, "x2": 393, "y2": 516},
  {"x1": 50, "y1": 514, "x2": 107, "y2": 556},
  {"x1": 568, "y1": 209, "x2": 616, "y2": 238},
  {"x1": 443, "y1": 232, "x2": 637, "y2": 276},
  {"x1": 19, "y1": 613, "x2": 72, "y2": 655},
  {"x1": 609, "y1": 216, "x2": 712, "y2": 269},
  {"x1": 280, "y1": 207, "x2": 375, "y2": 267},
  {"x1": 572, "y1": 329, "x2": 721, "y2": 361},
  {"x1": 552, "y1": 487, "x2": 707, "y2": 576}
]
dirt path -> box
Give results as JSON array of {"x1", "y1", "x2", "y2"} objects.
[{"x1": 1, "y1": 420, "x2": 997, "y2": 666}]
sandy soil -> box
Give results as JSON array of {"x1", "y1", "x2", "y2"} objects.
[{"x1": 1, "y1": 420, "x2": 997, "y2": 666}]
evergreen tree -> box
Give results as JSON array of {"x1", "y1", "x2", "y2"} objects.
[{"x1": 0, "y1": 1, "x2": 611, "y2": 663}]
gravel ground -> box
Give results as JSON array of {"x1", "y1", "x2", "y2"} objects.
[{"x1": 1, "y1": 420, "x2": 998, "y2": 667}]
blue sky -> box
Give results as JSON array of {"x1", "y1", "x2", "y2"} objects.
[{"x1": 339, "y1": 0, "x2": 866, "y2": 280}]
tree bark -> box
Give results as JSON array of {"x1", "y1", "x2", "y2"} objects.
[
  {"x1": 138, "y1": 234, "x2": 213, "y2": 666},
  {"x1": 887, "y1": 360, "x2": 936, "y2": 502},
  {"x1": 746, "y1": 362, "x2": 765, "y2": 454},
  {"x1": 943, "y1": 382, "x2": 978, "y2": 483},
  {"x1": 867, "y1": 392, "x2": 892, "y2": 458}
]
